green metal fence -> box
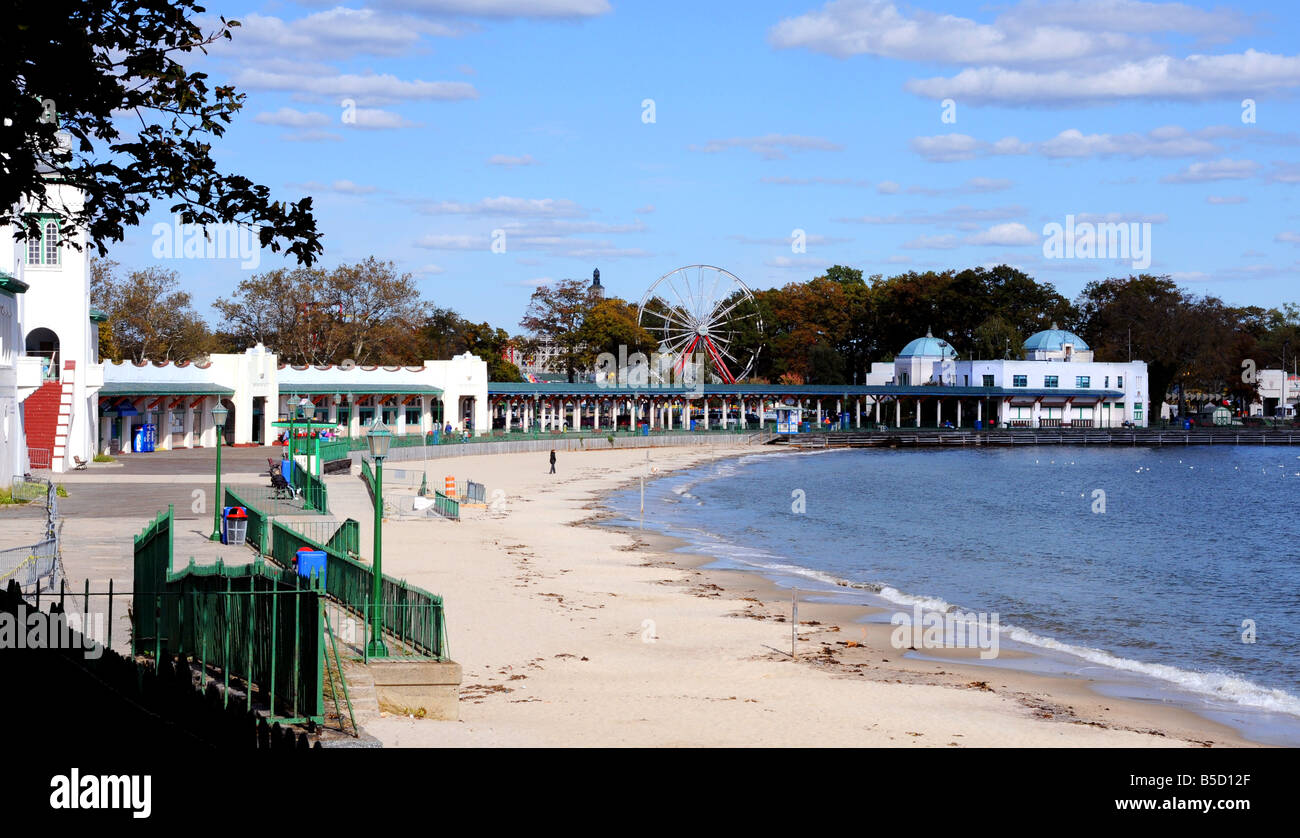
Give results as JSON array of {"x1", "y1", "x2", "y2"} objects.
[
  {"x1": 433, "y1": 491, "x2": 459, "y2": 521},
  {"x1": 268, "y1": 519, "x2": 447, "y2": 660},
  {"x1": 132, "y1": 504, "x2": 173, "y2": 650},
  {"x1": 161, "y1": 557, "x2": 324, "y2": 722},
  {"x1": 291, "y1": 462, "x2": 329, "y2": 513}
]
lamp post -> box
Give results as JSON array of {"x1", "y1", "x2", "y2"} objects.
[
  {"x1": 366, "y1": 418, "x2": 392, "y2": 657},
  {"x1": 209, "y1": 402, "x2": 229, "y2": 541}
]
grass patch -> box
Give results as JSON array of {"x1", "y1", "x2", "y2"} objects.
[
  {"x1": 0, "y1": 488, "x2": 31, "y2": 505},
  {"x1": 92, "y1": 453, "x2": 115, "y2": 463},
  {"x1": 55, "y1": 484, "x2": 69, "y2": 498}
]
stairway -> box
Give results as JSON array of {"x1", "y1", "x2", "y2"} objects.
[
  {"x1": 23, "y1": 379, "x2": 62, "y2": 470},
  {"x1": 50, "y1": 360, "x2": 76, "y2": 472}
]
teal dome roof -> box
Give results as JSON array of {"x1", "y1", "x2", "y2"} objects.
[
  {"x1": 898, "y1": 329, "x2": 956, "y2": 358},
  {"x1": 1024, "y1": 322, "x2": 1089, "y2": 352}
]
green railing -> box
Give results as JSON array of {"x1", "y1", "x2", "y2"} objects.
[
  {"x1": 291, "y1": 461, "x2": 329, "y2": 513},
  {"x1": 132, "y1": 504, "x2": 173, "y2": 650},
  {"x1": 316, "y1": 439, "x2": 351, "y2": 464},
  {"x1": 360, "y1": 457, "x2": 377, "y2": 506},
  {"x1": 433, "y1": 490, "x2": 459, "y2": 521},
  {"x1": 161, "y1": 557, "x2": 324, "y2": 722},
  {"x1": 268, "y1": 518, "x2": 447, "y2": 659}
]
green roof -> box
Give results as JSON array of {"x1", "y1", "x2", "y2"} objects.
[
  {"x1": 89, "y1": 307, "x2": 108, "y2": 322},
  {"x1": 0, "y1": 272, "x2": 29, "y2": 296},
  {"x1": 281, "y1": 384, "x2": 443, "y2": 395},
  {"x1": 99, "y1": 383, "x2": 234, "y2": 397}
]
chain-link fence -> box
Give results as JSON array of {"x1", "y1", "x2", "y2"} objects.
[{"x1": 0, "y1": 478, "x2": 59, "y2": 593}]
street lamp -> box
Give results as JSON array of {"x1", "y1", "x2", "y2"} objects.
[
  {"x1": 209, "y1": 402, "x2": 229, "y2": 541},
  {"x1": 365, "y1": 418, "x2": 392, "y2": 657}
]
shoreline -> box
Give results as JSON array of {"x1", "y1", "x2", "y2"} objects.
[
  {"x1": 590, "y1": 447, "x2": 1291, "y2": 747},
  {"x1": 358, "y1": 442, "x2": 1266, "y2": 747}
]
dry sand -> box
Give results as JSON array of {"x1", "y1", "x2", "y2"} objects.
[{"x1": 333, "y1": 443, "x2": 1253, "y2": 748}]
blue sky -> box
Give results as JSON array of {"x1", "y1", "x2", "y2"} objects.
[{"x1": 115, "y1": 0, "x2": 1300, "y2": 330}]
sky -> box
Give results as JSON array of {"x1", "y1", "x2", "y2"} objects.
[{"x1": 112, "y1": 0, "x2": 1300, "y2": 331}]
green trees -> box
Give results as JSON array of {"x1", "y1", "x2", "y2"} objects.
[{"x1": 90, "y1": 259, "x2": 214, "y2": 362}]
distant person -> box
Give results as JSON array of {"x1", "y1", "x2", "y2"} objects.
[{"x1": 549, "y1": 449, "x2": 557, "y2": 474}]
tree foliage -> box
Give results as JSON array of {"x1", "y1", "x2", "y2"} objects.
[
  {"x1": 90, "y1": 258, "x2": 213, "y2": 362},
  {"x1": 4, "y1": 0, "x2": 320, "y2": 262}
]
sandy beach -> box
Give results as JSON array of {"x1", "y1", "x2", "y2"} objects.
[{"x1": 349, "y1": 442, "x2": 1255, "y2": 748}]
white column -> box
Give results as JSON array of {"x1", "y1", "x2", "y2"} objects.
[
  {"x1": 397, "y1": 400, "x2": 408, "y2": 436},
  {"x1": 183, "y1": 406, "x2": 194, "y2": 448},
  {"x1": 977, "y1": 400, "x2": 982, "y2": 425},
  {"x1": 99, "y1": 416, "x2": 112, "y2": 455},
  {"x1": 895, "y1": 398, "x2": 901, "y2": 427},
  {"x1": 915, "y1": 399, "x2": 921, "y2": 428},
  {"x1": 956, "y1": 400, "x2": 962, "y2": 428},
  {"x1": 1032, "y1": 400, "x2": 1042, "y2": 428},
  {"x1": 855, "y1": 398, "x2": 861, "y2": 428}
]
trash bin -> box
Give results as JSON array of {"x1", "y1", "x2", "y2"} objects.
[
  {"x1": 974, "y1": 419, "x2": 982, "y2": 430},
  {"x1": 1183, "y1": 418, "x2": 1193, "y2": 430},
  {"x1": 294, "y1": 548, "x2": 327, "y2": 588},
  {"x1": 280, "y1": 458, "x2": 294, "y2": 483},
  {"x1": 799, "y1": 421, "x2": 810, "y2": 433},
  {"x1": 690, "y1": 420, "x2": 697, "y2": 431},
  {"x1": 640, "y1": 423, "x2": 650, "y2": 436},
  {"x1": 221, "y1": 507, "x2": 248, "y2": 545}
]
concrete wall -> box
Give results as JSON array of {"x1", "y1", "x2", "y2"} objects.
[{"x1": 354, "y1": 432, "x2": 764, "y2": 465}]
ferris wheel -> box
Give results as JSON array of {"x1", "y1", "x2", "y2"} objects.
[{"x1": 636, "y1": 265, "x2": 763, "y2": 384}]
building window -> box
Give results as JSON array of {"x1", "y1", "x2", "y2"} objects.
[
  {"x1": 1134, "y1": 404, "x2": 1143, "y2": 421},
  {"x1": 1117, "y1": 376, "x2": 1124, "y2": 388},
  {"x1": 43, "y1": 221, "x2": 59, "y2": 265},
  {"x1": 900, "y1": 372, "x2": 910, "y2": 386},
  {"x1": 27, "y1": 234, "x2": 40, "y2": 265},
  {"x1": 405, "y1": 406, "x2": 422, "y2": 427},
  {"x1": 1013, "y1": 375, "x2": 1027, "y2": 387},
  {"x1": 1104, "y1": 376, "x2": 1109, "y2": 388},
  {"x1": 1114, "y1": 402, "x2": 1125, "y2": 411},
  {"x1": 1075, "y1": 376, "x2": 1090, "y2": 388},
  {"x1": 1044, "y1": 375, "x2": 1059, "y2": 388},
  {"x1": 982, "y1": 374, "x2": 994, "y2": 387}
]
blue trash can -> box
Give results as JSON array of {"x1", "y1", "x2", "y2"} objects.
[
  {"x1": 221, "y1": 507, "x2": 248, "y2": 545},
  {"x1": 280, "y1": 458, "x2": 294, "y2": 483},
  {"x1": 799, "y1": 421, "x2": 810, "y2": 433},
  {"x1": 974, "y1": 419, "x2": 982, "y2": 430},
  {"x1": 640, "y1": 423, "x2": 650, "y2": 436},
  {"x1": 294, "y1": 548, "x2": 327, "y2": 588},
  {"x1": 690, "y1": 420, "x2": 697, "y2": 431}
]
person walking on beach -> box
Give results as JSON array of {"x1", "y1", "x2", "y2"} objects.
[{"x1": 549, "y1": 449, "x2": 557, "y2": 474}]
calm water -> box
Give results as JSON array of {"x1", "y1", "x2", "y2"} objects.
[{"x1": 604, "y1": 445, "x2": 1300, "y2": 744}]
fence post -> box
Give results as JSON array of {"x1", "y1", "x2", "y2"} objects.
[
  {"x1": 269, "y1": 580, "x2": 278, "y2": 717},
  {"x1": 107, "y1": 578, "x2": 114, "y2": 652}
]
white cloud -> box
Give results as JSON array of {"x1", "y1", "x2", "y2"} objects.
[
  {"x1": 1277, "y1": 232, "x2": 1300, "y2": 245},
  {"x1": 1160, "y1": 158, "x2": 1258, "y2": 183},
  {"x1": 346, "y1": 108, "x2": 419, "y2": 130},
  {"x1": 290, "y1": 180, "x2": 382, "y2": 195},
  {"x1": 635, "y1": 204, "x2": 655, "y2": 214},
  {"x1": 910, "y1": 133, "x2": 1029, "y2": 162},
  {"x1": 1038, "y1": 127, "x2": 1219, "y2": 158},
  {"x1": 413, "y1": 264, "x2": 447, "y2": 276},
  {"x1": 765, "y1": 255, "x2": 837, "y2": 269},
  {"x1": 901, "y1": 234, "x2": 961, "y2": 250},
  {"x1": 906, "y1": 51, "x2": 1300, "y2": 106},
  {"x1": 487, "y1": 154, "x2": 538, "y2": 167},
  {"x1": 1070, "y1": 212, "x2": 1168, "y2": 224},
  {"x1": 211, "y1": 9, "x2": 460, "y2": 60},
  {"x1": 374, "y1": 0, "x2": 611, "y2": 19},
  {"x1": 689, "y1": 134, "x2": 844, "y2": 160},
  {"x1": 233, "y1": 68, "x2": 478, "y2": 106},
  {"x1": 414, "y1": 234, "x2": 485, "y2": 250},
  {"x1": 838, "y1": 205, "x2": 1026, "y2": 230},
  {"x1": 876, "y1": 180, "x2": 901, "y2": 194},
  {"x1": 413, "y1": 197, "x2": 586, "y2": 217},
  {"x1": 253, "y1": 108, "x2": 330, "y2": 128},
  {"x1": 1206, "y1": 195, "x2": 1247, "y2": 204},
  {"x1": 731, "y1": 233, "x2": 851, "y2": 246},
  {"x1": 965, "y1": 222, "x2": 1037, "y2": 246}
]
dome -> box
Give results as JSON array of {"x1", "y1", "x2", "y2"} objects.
[
  {"x1": 898, "y1": 328, "x2": 957, "y2": 358},
  {"x1": 1024, "y1": 322, "x2": 1089, "y2": 353}
]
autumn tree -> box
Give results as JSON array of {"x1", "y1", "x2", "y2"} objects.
[
  {"x1": 518, "y1": 279, "x2": 599, "y2": 382},
  {"x1": 90, "y1": 259, "x2": 213, "y2": 362}
]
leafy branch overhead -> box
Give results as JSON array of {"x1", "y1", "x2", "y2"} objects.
[{"x1": 3, "y1": 0, "x2": 320, "y2": 263}]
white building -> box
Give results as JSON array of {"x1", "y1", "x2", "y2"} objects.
[
  {"x1": 1252, "y1": 369, "x2": 1298, "y2": 417},
  {"x1": 0, "y1": 183, "x2": 105, "y2": 477},
  {"x1": 890, "y1": 324, "x2": 1149, "y2": 428},
  {"x1": 100, "y1": 348, "x2": 489, "y2": 452}
]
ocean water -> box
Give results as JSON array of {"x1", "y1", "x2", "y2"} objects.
[{"x1": 603, "y1": 445, "x2": 1300, "y2": 744}]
